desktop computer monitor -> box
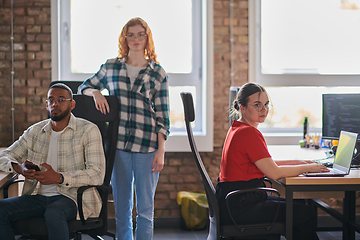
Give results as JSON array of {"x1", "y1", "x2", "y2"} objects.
[{"x1": 322, "y1": 93, "x2": 360, "y2": 165}]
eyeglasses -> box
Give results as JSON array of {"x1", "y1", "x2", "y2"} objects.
[
  {"x1": 253, "y1": 102, "x2": 272, "y2": 112},
  {"x1": 45, "y1": 98, "x2": 72, "y2": 105},
  {"x1": 125, "y1": 33, "x2": 147, "y2": 41}
]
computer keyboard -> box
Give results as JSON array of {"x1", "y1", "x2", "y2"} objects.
[{"x1": 322, "y1": 162, "x2": 333, "y2": 168}]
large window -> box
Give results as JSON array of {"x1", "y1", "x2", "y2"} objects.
[
  {"x1": 249, "y1": 0, "x2": 360, "y2": 144},
  {"x1": 51, "y1": 0, "x2": 214, "y2": 151}
]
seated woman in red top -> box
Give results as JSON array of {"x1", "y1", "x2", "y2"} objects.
[{"x1": 216, "y1": 83, "x2": 329, "y2": 240}]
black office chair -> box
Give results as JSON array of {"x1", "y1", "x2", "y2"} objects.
[
  {"x1": 180, "y1": 92, "x2": 285, "y2": 240},
  {"x1": 4, "y1": 94, "x2": 118, "y2": 240},
  {"x1": 49, "y1": 80, "x2": 83, "y2": 94},
  {"x1": 0, "y1": 173, "x2": 23, "y2": 199}
]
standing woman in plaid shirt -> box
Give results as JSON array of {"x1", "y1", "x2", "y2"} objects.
[{"x1": 78, "y1": 17, "x2": 170, "y2": 240}]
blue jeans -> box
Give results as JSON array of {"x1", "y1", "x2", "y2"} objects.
[
  {"x1": 111, "y1": 150, "x2": 159, "y2": 240},
  {"x1": 0, "y1": 194, "x2": 77, "y2": 240}
]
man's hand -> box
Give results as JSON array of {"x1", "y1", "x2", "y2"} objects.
[
  {"x1": 12, "y1": 160, "x2": 38, "y2": 180},
  {"x1": 34, "y1": 163, "x2": 62, "y2": 185}
]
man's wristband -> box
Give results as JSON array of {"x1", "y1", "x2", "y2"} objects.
[{"x1": 59, "y1": 173, "x2": 64, "y2": 184}]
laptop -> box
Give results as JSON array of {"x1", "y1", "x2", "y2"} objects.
[{"x1": 304, "y1": 130, "x2": 358, "y2": 177}]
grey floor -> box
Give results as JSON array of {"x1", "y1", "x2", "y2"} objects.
[
  {"x1": 82, "y1": 227, "x2": 360, "y2": 240},
  {"x1": 80, "y1": 215, "x2": 360, "y2": 240}
]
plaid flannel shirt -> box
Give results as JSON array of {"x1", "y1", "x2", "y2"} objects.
[
  {"x1": 0, "y1": 114, "x2": 105, "y2": 220},
  {"x1": 78, "y1": 58, "x2": 170, "y2": 153}
]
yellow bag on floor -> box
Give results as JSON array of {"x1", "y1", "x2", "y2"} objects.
[{"x1": 177, "y1": 191, "x2": 209, "y2": 230}]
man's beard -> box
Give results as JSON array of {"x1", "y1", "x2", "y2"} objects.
[{"x1": 49, "y1": 107, "x2": 71, "y2": 122}]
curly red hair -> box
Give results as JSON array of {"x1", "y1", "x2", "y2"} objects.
[{"x1": 118, "y1": 17, "x2": 159, "y2": 64}]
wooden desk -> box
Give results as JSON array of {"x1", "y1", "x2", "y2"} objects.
[
  {"x1": 268, "y1": 145, "x2": 332, "y2": 161},
  {"x1": 268, "y1": 145, "x2": 360, "y2": 240},
  {"x1": 269, "y1": 145, "x2": 344, "y2": 198},
  {"x1": 274, "y1": 171, "x2": 360, "y2": 240}
]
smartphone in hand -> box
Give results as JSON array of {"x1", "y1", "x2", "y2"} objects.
[{"x1": 25, "y1": 163, "x2": 41, "y2": 171}]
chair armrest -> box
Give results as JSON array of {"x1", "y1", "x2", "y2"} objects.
[
  {"x1": 225, "y1": 187, "x2": 281, "y2": 231},
  {"x1": 0, "y1": 174, "x2": 24, "y2": 199},
  {"x1": 263, "y1": 177, "x2": 273, "y2": 187},
  {"x1": 77, "y1": 185, "x2": 108, "y2": 224}
]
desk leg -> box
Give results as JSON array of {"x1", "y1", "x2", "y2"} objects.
[
  {"x1": 343, "y1": 191, "x2": 356, "y2": 240},
  {"x1": 285, "y1": 188, "x2": 294, "y2": 240}
]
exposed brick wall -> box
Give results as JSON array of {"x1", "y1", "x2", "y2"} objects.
[
  {"x1": 213, "y1": 0, "x2": 248, "y2": 148},
  {"x1": 155, "y1": 148, "x2": 223, "y2": 218},
  {"x1": 0, "y1": 0, "x2": 250, "y2": 220},
  {"x1": 0, "y1": 0, "x2": 51, "y2": 146}
]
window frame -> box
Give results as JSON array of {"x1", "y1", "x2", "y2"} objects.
[
  {"x1": 250, "y1": 0, "x2": 360, "y2": 87},
  {"x1": 249, "y1": 0, "x2": 360, "y2": 145},
  {"x1": 51, "y1": 0, "x2": 214, "y2": 152}
]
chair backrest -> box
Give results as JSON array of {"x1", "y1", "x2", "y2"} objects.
[
  {"x1": 72, "y1": 94, "x2": 118, "y2": 236},
  {"x1": 49, "y1": 80, "x2": 83, "y2": 94},
  {"x1": 72, "y1": 94, "x2": 118, "y2": 188},
  {"x1": 180, "y1": 92, "x2": 220, "y2": 240}
]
